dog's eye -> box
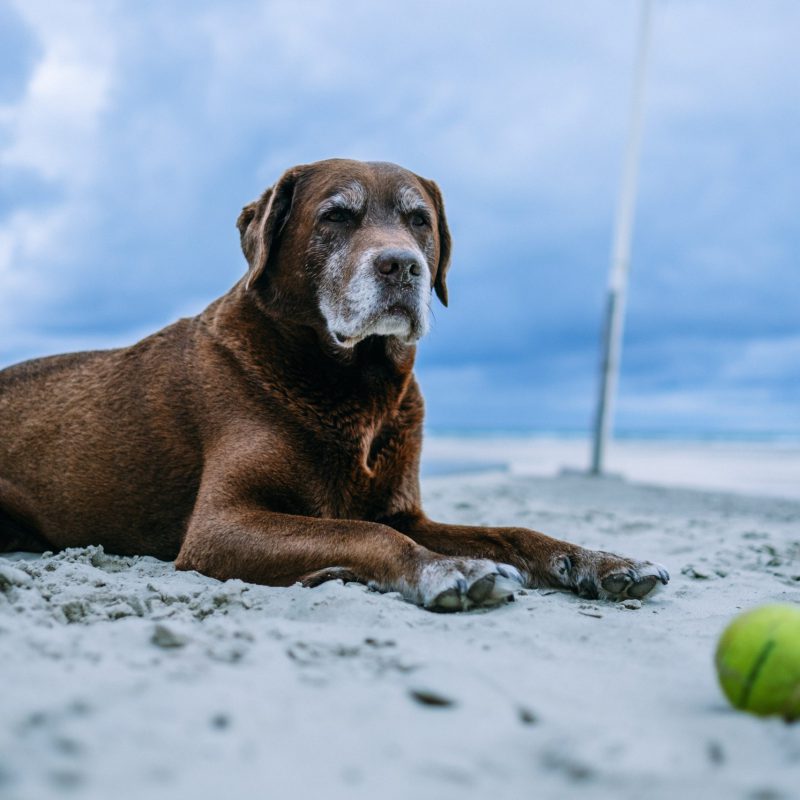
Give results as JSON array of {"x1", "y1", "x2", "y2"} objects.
[
  {"x1": 322, "y1": 208, "x2": 352, "y2": 224},
  {"x1": 410, "y1": 212, "x2": 430, "y2": 228}
]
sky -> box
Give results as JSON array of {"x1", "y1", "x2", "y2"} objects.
[{"x1": 0, "y1": 0, "x2": 798, "y2": 436}]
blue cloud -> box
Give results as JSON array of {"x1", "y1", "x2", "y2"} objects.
[{"x1": 0, "y1": 1, "x2": 40, "y2": 104}]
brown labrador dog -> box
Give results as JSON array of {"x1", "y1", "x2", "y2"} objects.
[{"x1": 0, "y1": 158, "x2": 668, "y2": 611}]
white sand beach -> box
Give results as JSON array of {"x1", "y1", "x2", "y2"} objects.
[{"x1": 1, "y1": 438, "x2": 799, "y2": 800}]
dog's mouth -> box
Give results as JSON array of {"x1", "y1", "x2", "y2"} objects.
[
  {"x1": 330, "y1": 301, "x2": 425, "y2": 348},
  {"x1": 383, "y1": 303, "x2": 414, "y2": 321}
]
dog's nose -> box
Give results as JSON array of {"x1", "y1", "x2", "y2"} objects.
[{"x1": 374, "y1": 248, "x2": 423, "y2": 282}]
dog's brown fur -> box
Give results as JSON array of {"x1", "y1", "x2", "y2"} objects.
[{"x1": 0, "y1": 158, "x2": 667, "y2": 609}]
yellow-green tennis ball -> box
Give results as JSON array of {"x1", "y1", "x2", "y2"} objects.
[{"x1": 715, "y1": 604, "x2": 800, "y2": 721}]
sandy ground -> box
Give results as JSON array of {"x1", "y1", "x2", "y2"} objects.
[{"x1": 2, "y1": 462, "x2": 800, "y2": 799}]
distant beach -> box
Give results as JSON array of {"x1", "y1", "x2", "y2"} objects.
[{"x1": 422, "y1": 433, "x2": 800, "y2": 500}]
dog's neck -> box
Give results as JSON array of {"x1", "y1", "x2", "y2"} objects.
[{"x1": 203, "y1": 286, "x2": 417, "y2": 403}]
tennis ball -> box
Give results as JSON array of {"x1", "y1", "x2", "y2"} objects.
[{"x1": 715, "y1": 604, "x2": 800, "y2": 721}]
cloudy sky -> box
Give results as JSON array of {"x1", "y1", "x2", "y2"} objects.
[{"x1": 1, "y1": 0, "x2": 798, "y2": 435}]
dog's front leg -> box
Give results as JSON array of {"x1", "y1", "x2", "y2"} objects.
[
  {"x1": 383, "y1": 514, "x2": 669, "y2": 601},
  {"x1": 175, "y1": 507, "x2": 521, "y2": 611}
]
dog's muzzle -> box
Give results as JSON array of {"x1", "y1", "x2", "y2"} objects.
[{"x1": 321, "y1": 245, "x2": 431, "y2": 347}]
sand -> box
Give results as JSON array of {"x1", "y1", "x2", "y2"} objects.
[{"x1": 1, "y1": 454, "x2": 799, "y2": 799}]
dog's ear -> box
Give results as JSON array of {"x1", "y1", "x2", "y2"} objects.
[
  {"x1": 237, "y1": 167, "x2": 303, "y2": 291},
  {"x1": 419, "y1": 177, "x2": 452, "y2": 307}
]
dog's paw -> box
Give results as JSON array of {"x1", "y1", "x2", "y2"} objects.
[
  {"x1": 553, "y1": 550, "x2": 669, "y2": 601},
  {"x1": 414, "y1": 558, "x2": 524, "y2": 612}
]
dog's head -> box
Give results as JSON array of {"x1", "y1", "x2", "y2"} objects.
[{"x1": 236, "y1": 159, "x2": 451, "y2": 348}]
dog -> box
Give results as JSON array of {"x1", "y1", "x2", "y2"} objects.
[{"x1": 0, "y1": 158, "x2": 668, "y2": 611}]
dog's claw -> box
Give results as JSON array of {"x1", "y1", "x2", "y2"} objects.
[
  {"x1": 482, "y1": 564, "x2": 524, "y2": 605},
  {"x1": 466, "y1": 573, "x2": 496, "y2": 603},
  {"x1": 600, "y1": 573, "x2": 632, "y2": 595},
  {"x1": 429, "y1": 586, "x2": 464, "y2": 612},
  {"x1": 627, "y1": 575, "x2": 658, "y2": 599},
  {"x1": 497, "y1": 563, "x2": 524, "y2": 583}
]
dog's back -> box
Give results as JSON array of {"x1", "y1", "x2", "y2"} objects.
[{"x1": 0, "y1": 319, "x2": 205, "y2": 558}]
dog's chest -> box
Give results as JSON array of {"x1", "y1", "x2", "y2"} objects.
[
  {"x1": 309, "y1": 412, "x2": 415, "y2": 520},
  {"x1": 287, "y1": 365, "x2": 423, "y2": 520}
]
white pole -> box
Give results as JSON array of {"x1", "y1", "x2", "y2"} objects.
[{"x1": 590, "y1": 0, "x2": 653, "y2": 475}]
